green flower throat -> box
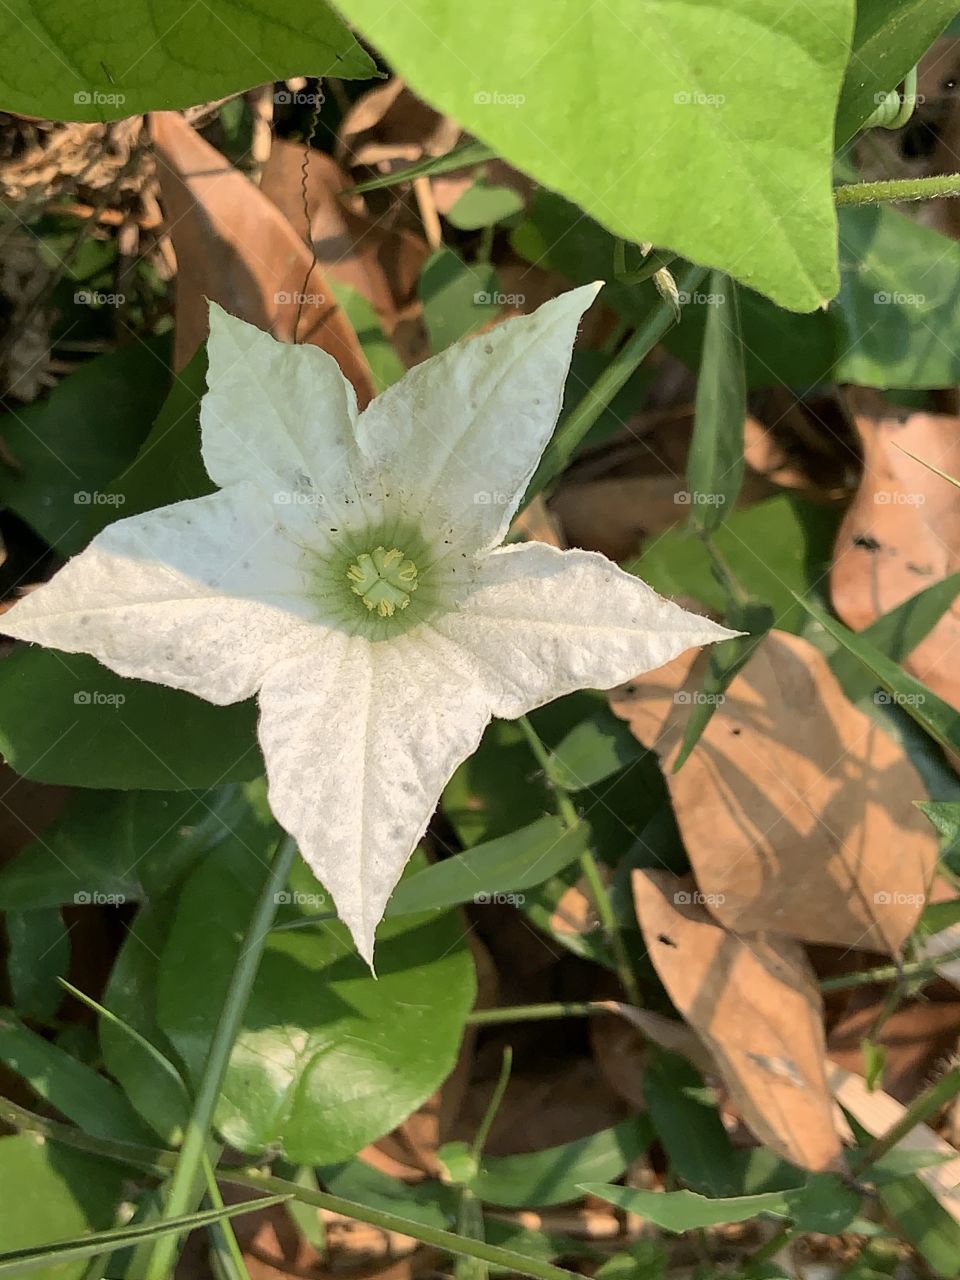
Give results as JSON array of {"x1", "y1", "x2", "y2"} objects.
[{"x1": 346, "y1": 546, "x2": 419, "y2": 618}]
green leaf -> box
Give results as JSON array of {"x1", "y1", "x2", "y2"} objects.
[
  {"x1": 447, "y1": 178, "x2": 525, "y2": 231},
  {"x1": 471, "y1": 1118, "x2": 651, "y2": 1208},
  {"x1": 545, "y1": 710, "x2": 649, "y2": 792},
  {"x1": 100, "y1": 903, "x2": 191, "y2": 1144},
  {"x1": 327, "y1": 281, "x2": 405, "y2": 393},
  {"x1": 0, "y1": 648, "x2": 261, "y2": 789},
  {"x1": 835, "y1": 0, "x2": 959, "y2": 143},
  {"x1": 632, "y1": 495, "x2": 840, "y2": 633},
  {"x1": 877, "y1": 1176, "x2": 960, "y2": 1277},
  {"x1": 797, "y1": 593, "x2": 960, "y2": 756},
  {"x1": 583, "y1": 1175, "x2": 859, "y2": 1234},
  {"x1": 0, "y1": 1134, "x2": 127, "y2": 1280},
  {"x1": 0, "y1": 1193, "x2": 290, "y2": 1276},
  {"x1": 350, "y1": 141, "x2": 496, "y2": 194},
  {"x1": 387, "y1": 816, "x2": 589, "y2": 917},
  {"x1": 420, "y1": 247, "x2": 499, "y2": 352},
  {"x1": 0, "y1": 2, "x2": 375, "y2": 120},
  {"x1": 334, "y1": 0, "x2": 853, "y2": 311},
  {"x1": 687, "y1": 274, "x2": 745, "y2": 534},
  {"x1": 830, "y1": 572, "x2": 960, "y2": 703},
  {"x1": 0, "y1": 785, "x2": 263, "y2": 910},
  {"x1": 0, "y1": 340, "x2": 169, "y2": 556},
  {"x1": 582, "y1": 1183, "x2": 792, "y2": 1232},
  {"x1": 832, "y1": 205, "x2": 960, "y2": 389},
  {"x1": 4, "y1": 911, "x2": 68, "y2": 1020},
  {"x1": 156, "y1": 845, "x2": 476, "y2": 1163},
  {"x1": 0, "y1": 1010, "x2": 154, "y2": 1144}
]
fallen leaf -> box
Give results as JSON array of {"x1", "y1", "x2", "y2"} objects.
[
  {"x1": 260, "y1": 140, "x2": 428, "y2": 353},
  {"x1": 828, "y1": 997, "x2": 960, "y2": 1103},
  {"x1": 150, "y1": 112, "x2": 374, "y2": 405},
  {"x1": 832, "y1": 410, "x2": 960, "y2": 710},
  {"x1": 611, "y1": 630, "x2": 937, "y2": 953},
  {"x1": 632, "y1": 869, "x2": 841, "y2": 1172}
]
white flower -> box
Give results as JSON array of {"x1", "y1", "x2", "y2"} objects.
[{"x1": 2, "y1": 286, "x2": 734, "y2": 965}]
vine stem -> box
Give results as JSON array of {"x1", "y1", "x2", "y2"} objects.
[
  {"x1": 144, "y1": 834, "x2": 299, "y2": 1280},
  {"x1": 850, "y1": 1066, "x2": 960, "y2": 1174},
  {"x1": 835, "y1": 173, "x2": 960, "y2": 207},
  {"x1": 516, "y1": 716, "x2": 640, "y2": 1003}
]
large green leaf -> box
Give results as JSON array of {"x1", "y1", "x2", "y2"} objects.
[
  {"x1": 632, "y1": 495, "x2": 841, "y2": 633},
  {"x1": 832, "y1": 204, "x2": 960, "y2": 389},
  {"x1": 0, "y1": 340, "x2": 169, "y2": 556},
  {"x1": 4, "y1": 911, "x2": 68, "y2": 1020},
  {"x1": 334, "y1": 0, "x2": 854, "y2": 311},
  {"x1": 0, "y1": 1, "x2": 375, "y2": 120},
  {"x1": 0, "y1": 785, "x2": 262, "y2": 909},
  {"x1": 472, "y1": 1118, "x2": 652, "y2": 1208},
  {"x1": 156, "y1": 846, "x2": 476, "y2": 1163},
  {"x1": 0, "y1": 647, "x2": 261, "y2": 789},
  {"x1": 835, "y1": 0, "x2": 958, "y2": 143},
  {"x1": 0, "y1": 1134, "x2": 126, "y2": 1280}
]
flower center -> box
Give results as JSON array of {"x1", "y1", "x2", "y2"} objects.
[{"x1": 346, "y1": 546, "x2": 419, "y2": 617}]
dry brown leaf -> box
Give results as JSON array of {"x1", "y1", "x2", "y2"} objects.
[
  {"x1": 610, "y1": 630, "x2": 937, "y2": 953},
  {"x1": 828, "y1": 996, "x2": 960, "y2": 1103},
  {"x1": 832, "y1": 411, "x2": 960, "y2": 710},
  {"x1": 260, "y1": 141, "x2": 428, "y2": 354},
  {"x1": 150, "y1": 112, "x2": 374, "y2": 404},
  {"x1": 632, "y1": 869, "x2": 842, "y2": 1172}
]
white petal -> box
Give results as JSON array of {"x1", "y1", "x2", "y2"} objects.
[
  {"x1": 354, "y1": 284, "x2": 601, "y2": 551},
  {"x1": 201, "y1": 304, "x2": 363, "y2": 507},
  {"x1": 432, "y1": 542, "x2": 737, "y2": 718},
  {"x1": 256, "y1": 630, "x2": 492, "y2": 966},
  {"x1": 2, "y1": 485, "x2": 318, "y2": 704}
]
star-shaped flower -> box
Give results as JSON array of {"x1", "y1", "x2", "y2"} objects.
[{"x1": 3, "y1": 285, "x2": 733, "y2": 964}]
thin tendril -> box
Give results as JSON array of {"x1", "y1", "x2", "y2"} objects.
[{"x1": 295, "y1": 80, "x2": 324, "y2": 344}]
